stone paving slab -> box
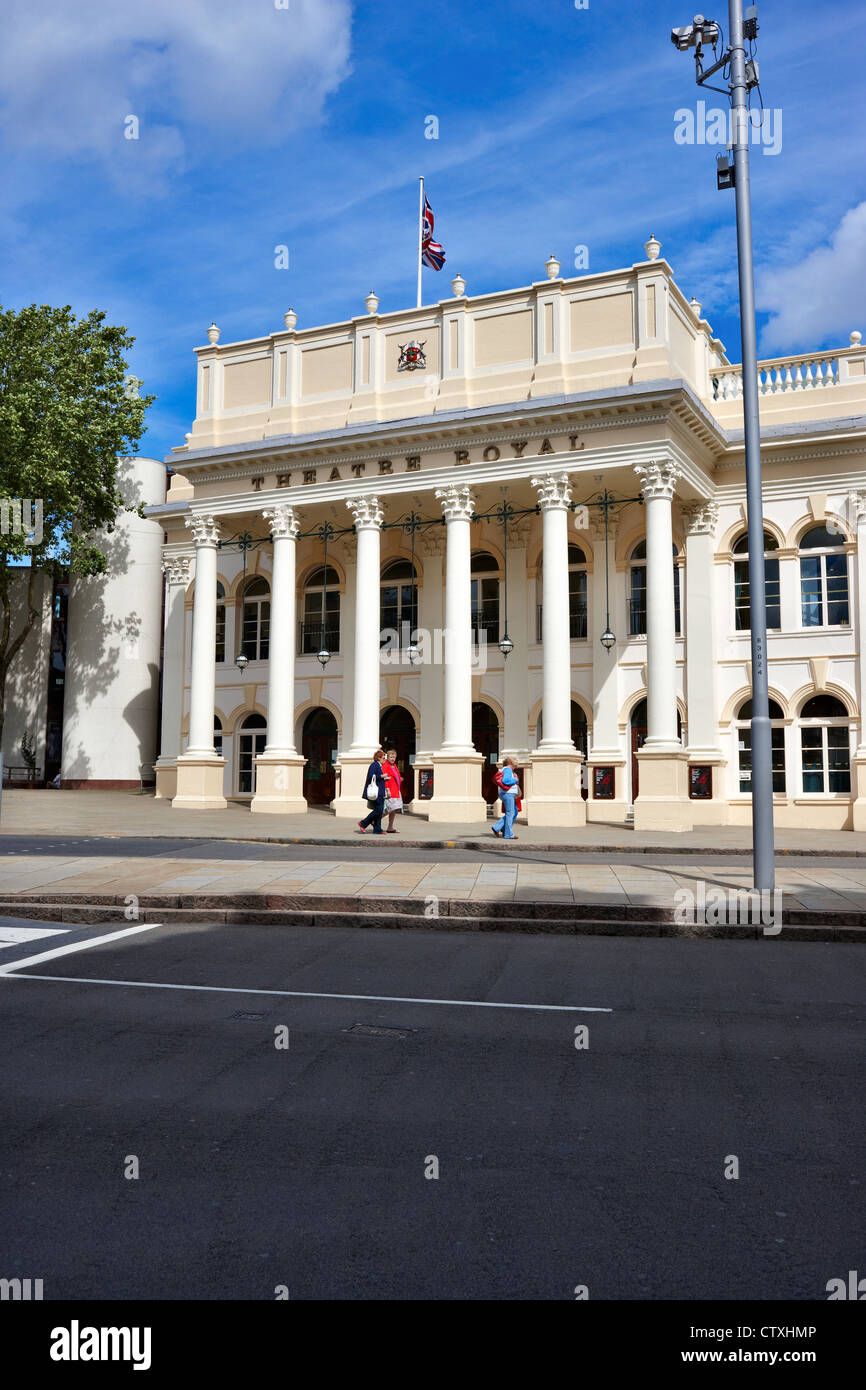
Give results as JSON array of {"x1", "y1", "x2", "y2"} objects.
[{"x1": 3, "y1": 789, "x2": 866, "y2": 855}]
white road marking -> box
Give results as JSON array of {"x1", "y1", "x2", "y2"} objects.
[
  {"x1": 1, "y1": 972, "x2": 611, "y2": 1013},
  {"x1": 0, "y1": 924, "x2": 160, "y2": 975},
  {"x1": 0, "y1": 925, "x2": 69, "y2": 949}
]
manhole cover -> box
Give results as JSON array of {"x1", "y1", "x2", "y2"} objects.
[{"x1": 342, "y1": 1022, "x2": 416, "y2": 1039}]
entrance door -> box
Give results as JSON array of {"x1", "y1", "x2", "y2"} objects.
[
  {"x1": 629, "y1": 699, "x2": 682, "y2": 803},
  {"x1": 472, "y1": 701, "x2": 500, "y2": 803},
  {"x1": 238, "y1": 713, "x2": 267, "y2": 795},
  {"x1": 302, "y1": 707, "x2": 338, "y2": 805},
  {"x1": 379, "y1": 705, "x2": 416, "y2": 803},
  {"x1": 536, "y1": 702, "x2": 590, "y2": 799}
]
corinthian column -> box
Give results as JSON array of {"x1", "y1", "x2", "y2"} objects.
[
  {"x1": 526, "y1": 472, "x2": 585, "y2": 826},
  {"x1": 632, "y1": 460, "x2": 690, "y2": 830},
  {"x1": 428, "y1": 485, "x2": 486, "y2": 822},
  {"x1": 251, "y1": 504, "x2": 306, "y2": 814},
  {"x1": 154, "y1": 553, "x2": 191, "y2": 800},
  {"x1": 334, "y1": 496, "x2": 384, "y2": 817},
  {"x1": 682, "y1": 501, "x2": 726, "y2": 824},
  {"x1": 173, "y1": 514, "x2": 227, "y2": 810}
]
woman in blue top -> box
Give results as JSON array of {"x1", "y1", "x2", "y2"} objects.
[
  {"x1": 492, "y1": 758, "x2": 520, "y2": 840},
  {"x1": 358, "y1": 748, "x2": 388, "y2": 835}
]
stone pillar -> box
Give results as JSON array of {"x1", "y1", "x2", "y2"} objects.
[
  {"x1": 850, "y1": 492, "x2": 866, "y2": 829},
  {"x1": 428, "y1": 485, "x2": 485, "y2": 822},
  {"x1": 415, "y1": 529, "x2": 445, "y2": 762},
  {"x1": 527, "y1": 472, "x2": 584, "y2": 825},
  {"x1": 154, "y1": 554, "x2": 191, "y2": 800},
  {"x1": 173, "y1": 514, "x2": 227, "y2": 809},
  {"x1": 334, "y1": 497, "x2": 384, "y2": 817},
  {"x1": 682, "y1": 501, "x2": 726, "y2": 825},
  {"x1": 633, "y1": 461, "x2": 690, "y2": 830},
  {"x1": 501, "y1": 518, "x2": 531, "y2": 762},
  {"x1": 585, "y1": 513, "x2": 627, "y2": 821},
  {"x1": 251, "y1": 505, "x2": 306, "y2": 814}
]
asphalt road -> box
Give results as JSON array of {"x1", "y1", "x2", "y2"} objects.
[
  {"x1": 1, "y1": 832, "x2": 864, "y2": 868},
  {"x1": 0, "y1": 920, "x2": 863, "y2": 1300}
]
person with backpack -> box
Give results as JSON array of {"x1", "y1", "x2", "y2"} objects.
[
  {"x1": 357, "y1": 748, "x2": 387, "y2": 834},
  {"x1": 492, "y1": 757, "x2": 521, "y2": 840}
]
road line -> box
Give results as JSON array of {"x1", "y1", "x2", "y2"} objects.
[
  {"x1": 1, "y1": 971, "x2": 611, "y2": 1012},
  {"x1": 0, "y1": 924, "x2": 161, "y2": 975}
]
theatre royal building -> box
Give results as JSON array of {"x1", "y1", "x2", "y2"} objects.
[{"x1": 139, "y1": 240, "x2": 866, "y2": 832}]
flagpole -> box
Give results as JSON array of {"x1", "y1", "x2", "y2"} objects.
[{"x1": 417, "y1": 176, "x2": 424, "y2": 309}]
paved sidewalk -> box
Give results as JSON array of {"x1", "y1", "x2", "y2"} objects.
[
  {"x1": 1, "y1": 789, "x2": 864, "y2": 854},
  {"x1": 2, "y1": 849, "x2": 866, "y2": 910}
]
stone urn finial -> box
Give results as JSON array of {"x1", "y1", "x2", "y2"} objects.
[
  {"x1": 851, "y1": 330, "x2": 863, "y2": 346},
  {"x1": 451, "y1": 272, "x2": 466, "y2": 297},
  {"x1": 284, "y1": 308, "x2": 298, "y2": 331},
  {"x1": 206, "y1": 322, "x2": 220, "y2": 344},
  {"x1": 545, "y1": 253, "x2": 561, "y2": 280},
  {"x1": 365, "y1": 290, "x2": 379, "y2": 315},
  {"x1": 689, "y1": 296, "x2": 702, "y2": 319},
  {"x1": 644, "y1": 234, "x2": 661, "y2": 261}
]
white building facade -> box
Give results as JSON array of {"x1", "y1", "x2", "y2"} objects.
[{"x1": 146, "y1": 246, "x2": 866, "y2": 832}]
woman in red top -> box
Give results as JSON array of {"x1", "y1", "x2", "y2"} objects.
[{"x1": 383, "y1": 748, "x2": 404, "y2": 833}]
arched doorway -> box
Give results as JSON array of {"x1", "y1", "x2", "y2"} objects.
[
  {"x1": 472, "y1": 701, "x2": 500, "y2": 803},
  {"x1": 237, "y1": 713, "x2": 266, "y2": 795},
  {"x1": 302, "y1": 707, "x2": 338, "y2": 805},
  {"x1": 536, "y1": 701, "x2": 590, "y2": 799},
  {"x1": 379, "y1": 705, "x2": 416, "y2": 802},
  {"x1": 629, "y1": 698, "x2": 682, "y2": 802}
]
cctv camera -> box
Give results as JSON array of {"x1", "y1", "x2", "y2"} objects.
[{"x1": 671, "y1": 24, "x2": 695, "y2": 49}]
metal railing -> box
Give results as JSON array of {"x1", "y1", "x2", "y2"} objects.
[
  {"x1": 536, "y1": 604, "x2": 588, "y2": 642},
  {"x1": 298, "y1": 621, "x2": 340, "y2": 655}
]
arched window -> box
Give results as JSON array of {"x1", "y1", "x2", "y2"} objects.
[
  {"x1": 799, "y1": 694, "x2": 851, "y2": 794},
  {"x1": 215, "y1": 582, "x2": 226, "y2": 663},
  {"x1": 238, "y1": 712, "x2": 267, "y2": 795},
  {"x1": 213, "y1": 716, "x2": 223, "y2": 758},
  {"x1": 471, "y1": 551, "x2": 500, "y2": 643},
  {"x1": 301, "y1": 566, "x2": 340, "y2": 655},
  {"x1": 536, "y1": 544, "x2": 588, "y2": 641},
  {"x1": 628, "y1": 540, "x2": 681, "y2": 637},
  {"x1": 799, "y1": 526, "x2": 849, "y2": 627},
  {"x1": 241, "y1": 577, "x2": 270, "y2": 661},
  {"x1": 734, "y1": 697, "x2": 786, "y2": 794},
  {"x1": 380, "y1": 559, "x2": 418, "y2": 651},
  {"x1": 732, "y1": 531, "x2": 780, "y2": 632}
]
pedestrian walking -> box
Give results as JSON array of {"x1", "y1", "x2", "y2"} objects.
[
  {"x1": 492, "y1": 757, "x2": 521, "y2": 840},
  {"x1": 383, "y1": 748, "x2": 404, "y2": 833},
  {"x1": 358, "y1": 748, "x2": 387, "y2": 834}
]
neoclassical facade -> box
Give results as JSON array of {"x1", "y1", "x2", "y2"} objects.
[{"x1": 147, "y1": 244, "x2": 866, "y2": 831}]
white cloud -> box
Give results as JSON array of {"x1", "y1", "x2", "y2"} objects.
[
  {"x1": 0, "y1": 0, "x2": 352, "y2": 183},
  {"x1": 758, "y1": 201, "x2": 866, "y2": 354}
]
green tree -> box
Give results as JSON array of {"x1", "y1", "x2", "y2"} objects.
[{"x1": 0, "y1": 303, "x2": 155, "y2": 741}]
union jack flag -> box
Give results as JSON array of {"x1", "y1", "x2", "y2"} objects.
[{"x1": 421, "y1": 193, "x2": 446, "y2": 270}]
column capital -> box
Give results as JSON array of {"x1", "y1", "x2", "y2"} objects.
[
  {"x1": 680, "y1": 500, "x2": 719, "y2": 537},
  {"x1": 161, "y1": 554, "x2": 191, "y2": 587},
  {"x1": 347, "y1": 496, "x2": 384, "y2": 529},
  {"x1": 635, "y1": 459, "x2": 679, "y2": 501},
  {"x1": 435, "y1": 484, "x2": 475, "y2": 522},
  {"x1": 418, "y1": 527, "x2": 445, "y2": 556},
  {"x1": 849, "y1": 491, "x2": 866, "y2": 525},
  {"x1": 184, "y1": 513, "x2": 221, "y2": 548},
  {"x1": 588, "y1": 511, "x2": 619, "y2": 544},
  {"x1": 262, "y1": 504, "x2": 300, "y2": 541},
  {"x1": 530, "y1": 471, "x2": 572, "y2": 510}
]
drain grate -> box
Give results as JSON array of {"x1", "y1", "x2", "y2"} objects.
[
  {"x1": 342, "y1": 1022, "x2": 416, "y2": 1039},
  {"x1": 230, "y1": 1010, "x2": 270, "y2": 1021}
]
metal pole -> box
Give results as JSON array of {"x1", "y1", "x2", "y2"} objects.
[
  {"x1": 728, "y1": 0, "x2": 774, "y2": 891},
  {"x1": 417, "y1": 177, "x2": 424, "y2": 309}
]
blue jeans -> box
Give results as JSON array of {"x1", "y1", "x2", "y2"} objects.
[
  {"x1": 493, "y1": 794, "x2": 517, "y2": 838},
  {"x1": 360, "y1": 797, "x2": 385, "y2": 833}
]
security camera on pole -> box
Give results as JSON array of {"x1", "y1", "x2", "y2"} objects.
[{"x1": 671, "y1": 3, "x2": 774, "y2": 894}]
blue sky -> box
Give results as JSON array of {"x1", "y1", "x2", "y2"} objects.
[{"x1": 1, "y1": 0, "x2": 865, "y2": 460}]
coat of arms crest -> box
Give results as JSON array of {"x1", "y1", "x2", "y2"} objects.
[{"x1": 397, "y1": 340, "x2": 426, "y2": 371}]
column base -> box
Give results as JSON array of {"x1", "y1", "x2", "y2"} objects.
[
  {"x1": 684, "y1": 749, "x2": 728, "y2": 826},
  {"x1": 172, "y1": 755, "x2": 227, "y2": 810},
  {"x1": 526, "y1": 749, "x2": 586, "y2": 826},
  {"x1": 333, "y1": 752, "x2": 379, "y2": 819},
  {"x1": 250, "y1": 754, "x2": 307, "y2": 814},
  {"x1": 153, "y1": 757, "x2": 177, "y2": 801},
  {"x1": 585, "y1": 754, "x2": 628, "y2": 823},
  {"x1": 633, "y1": 748, "x2": 692, "y2": 832},
  {"x1": 427, "y1": 751, "x2": 487, "y2": 823},
  {"x1": 852, "y1": 751, "x2": 866, "y2": 831}
]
